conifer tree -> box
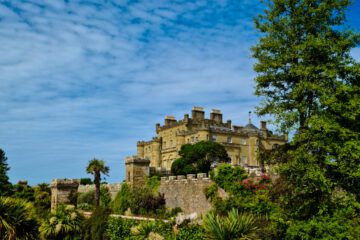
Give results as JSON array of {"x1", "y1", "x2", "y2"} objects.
[
  {"x1": 252, "y1": 0, "x2": 360, "y2": 219},
  {"x1": 0, "y1": 149, "x2": 12, "y2": 196}
]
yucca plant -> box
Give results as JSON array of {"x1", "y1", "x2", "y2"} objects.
[
  {"x1": 39, "y1": 205, "x2": 83, "y2": 240},
  {"x1": 0, "y1": 197, "x2": 39, "y2": 240},
  {"x1": 203, "y1": 208, "x2": 258, "y2": 240},
  {"x1": 131, "y1": 221, "x2": 163, "y2": 240}
]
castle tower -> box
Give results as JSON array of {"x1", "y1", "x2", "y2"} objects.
[{"x1": 125, "y1": 156, "x2": 150, "y2": 187}]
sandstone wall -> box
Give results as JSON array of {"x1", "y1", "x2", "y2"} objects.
[
  {"x1": 51, "y1": 179, "x2": 80, "y2": 210},
  {"x1": 158, "y1": 173, "x2": 213, "y2": 215},
  {"x1": 78, "y1": 183, "x2": 122, "y2": 199}
]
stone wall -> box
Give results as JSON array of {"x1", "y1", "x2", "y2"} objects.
[
  {"x1": 78, "y1": 183, "x2": 122, "y2": 199},
  {"x1": 158, "y1": 173, "x2": 213, "y2": 215},
  {"x1": 51, "y1": 179, "x2": 80, "y2": 210}
]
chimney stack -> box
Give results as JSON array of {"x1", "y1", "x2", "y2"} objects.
[
  {"x1": 191, "y1": 106, "x2": 205, "y2": 121},
  {"x1": 164, "y1": 116, "x2": 176, "y2": 127},
  {"x1": 260, "y1": 121, "x2": 267, "y2": 130},
  {"x1": 210, "y1": 109, "x2": 223, "y2": 123}
]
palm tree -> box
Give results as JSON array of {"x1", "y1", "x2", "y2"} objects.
[
  {"x1": 39, "y1": 205, "x2": 83, "y2": 240},
  {"x1": 0, "y1": 197, "x2": 39, "y2": 240},
  {"x1": 203, "y1": 209, "x2": 257, "y2": 240},
  {"x1": 86, "y1": 158, "x2": 109, "y2": 208}
]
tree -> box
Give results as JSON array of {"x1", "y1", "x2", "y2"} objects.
[
  {"x1": 0, "y1": 149, "x2": 12, "y2": 196},
  {"x1": 0, "y1": 197, "x2": 39, "y2": 240},
  {"x1": 171, "y1": 141, "x2": 231, "y2": 175},
  {"x1": 252, "y1": 0, "x2": 360, "y2": 219},
  {"x1": 86, "y1": 159, "x2": 109, "y2": 208}
]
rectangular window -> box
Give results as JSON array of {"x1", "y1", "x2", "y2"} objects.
[
  {"x1": 211, "y1": 135, "x2": 217, "y2": 142},
  {"x1": 191, "y1": 136, "x2": 195, "y2": 142},
  {"x1": 195, "y1": 137, "x2": 199, "y2": 142},
  {"x1": 241, "y1": 156, "x2": 247, "y2": 166},
  {"x1": 227, "y1": 136, "x2": 232, "y2": 143},
  {"x1": 241, "y1": 139, "x2": 247, "y2": 145}
]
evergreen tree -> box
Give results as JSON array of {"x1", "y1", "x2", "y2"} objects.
[
  {"x1": 0, "y1": 149, "x2": 12, "y2": 196},
  {"x1": 252, "y1": 0, "x2": 360, "y2": 220}
]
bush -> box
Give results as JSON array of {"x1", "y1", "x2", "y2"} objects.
[
  {"x1": 111, "y1": 183, "x2": 132, "y2": 214},
  {"x1": 176, "y1": 225, "x2": 205, "y2": 240},
  {"x1": 106, "y1": 217, "x2": 138, "y2": 239},
  {"x1": 82, "y1": 206, "x2": 111, "y2": 240},
  {"x1": 40, "y1": 205, "x2": 83, "y2": 240},
  {"x1": 111, "y1": 183, "x2": 166, "y2": 217}
]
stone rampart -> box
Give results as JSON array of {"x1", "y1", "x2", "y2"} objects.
[
  {"x1": 51, "y1": 179, "x2": 80, "y2": 210},
  {"x1": 78, "y1": 183, "x2": 122, "y2": 199},
  {"x1": 158, "y1": 173, "x2": 213, "y2": 215}
]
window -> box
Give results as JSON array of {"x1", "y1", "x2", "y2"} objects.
[
  {"x1": 227, "y1": 136, "x2": 232, "y2": 143},
  {"x1": 272, "y1": 144, "x2": 279, "y2": 149},
  {"x1": 191, "y1": 136, "x2": 194, "y2": 142},
  {"x1": 241, "y1": 139, "x2": 247, "y2": 145},
  {"x1": 211, "y1": 135, "x2": 217, "y2": 142},
  {"x1": 241, "y1": 156, "x2": 247, "y2": 166},
  {"x1": 195, "y1": 137, "x2": 199, "y2": 142}
]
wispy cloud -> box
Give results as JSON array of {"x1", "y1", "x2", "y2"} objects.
[{"x1": 0, "y1": 0, "x2": 359, "y2": 184}]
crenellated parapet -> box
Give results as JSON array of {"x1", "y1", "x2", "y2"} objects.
[
  {"x1": 160, "y1": 173, "x2": 211, "y2": 182},
  {"x1": 158, "y1": 173, "x2": 213, "y2": 215}
]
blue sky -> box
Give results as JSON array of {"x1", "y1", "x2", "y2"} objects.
[{"x1": 1, "y1": 0, "x2": 359, "y2": 185}]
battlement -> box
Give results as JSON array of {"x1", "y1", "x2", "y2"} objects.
[
  {"x1": 160, "y1": 173, "x2": 210, "y2": 182},
  {"x1": 51, "y1": 179, "x2": 80, "y2": 188},
  {"x1": 125, "y1": 156, "x2": 150, "y2": 164},
  {"x1": 158, "y1": 172, "x2": 213, "y2": 214}
]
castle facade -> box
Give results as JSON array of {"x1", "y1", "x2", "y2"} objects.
[{"x1": 135, "y1": 107, "x2": 287, "y2": 172}]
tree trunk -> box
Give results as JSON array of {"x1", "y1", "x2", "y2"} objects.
[{"x1": 94, "y1": 171, "x2": 100, "y2": 208}]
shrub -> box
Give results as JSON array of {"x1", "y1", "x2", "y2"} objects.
[
  {"x1": 82, "y1": 206, "x2": 111, "y2": 240},
  {"x1": 40, "y1": 205, "x2": 83, "y2": 240},
  {"x1": 111, "y1": 183, "x2": 132, "y2": 214},
  {"x1": 106, "y1": 217, "x2": 138, "y2": 239}
]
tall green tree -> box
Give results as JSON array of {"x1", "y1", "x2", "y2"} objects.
[
  {"x1": 252, "y1": 0, "x2": 360, "y2": 220},
  {"x1": 86, "y1": 159, "x2": 109, "y2": 208},
  {"x1": 0, "y1": 149, "x2": 12, "y2": 196}
]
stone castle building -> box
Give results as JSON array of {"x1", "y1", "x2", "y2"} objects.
[{"x1": 134, "y1": 107, "x2": 287, "y2": 173}]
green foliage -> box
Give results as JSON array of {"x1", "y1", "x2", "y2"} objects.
[
  {"x1": 40, "y1": 205, "x2": 83, "y2": 240},
  {"x1": 111, "y1": 183, "x2": 133, "y2": 214},
  {"x1": 33, "y1": 183, "x2": 51, "y2": 219},
  {"x1": 176, "y1": 224, "x2": 204, "y2": 240},
  {"x1": 0, "y1": 197, "x2": 39, "y2": 240},
  {"x1": 111, "y1": 183, "x2": 165, "y2": 217},
  {"x1": 0, "y1": 149, "x2": 12, "y2": 196},
  {"x1": 106, "y1": 217, "x2": 138, "y2": 240},
  {"x1": 253, "y1": 0, "x2": 360, "y2": 222},
  {"x1": 82, "y1": 206, "x2": 111, "y2": 240},
  {"x1": 210, "y1": 163, "x2": 248, "y2": 194},
  {"x1": 86, "y1": 158, "x2": 110, "y2": 208},
  {"x1": 77, "y1": 186, "x2": 112, "y2": 209},
  {"x1": 80, "y1": 178, "x2": 93, "y2": 185},
  {"x1": 12, "y1": 183, "x2": 35, "y2": 202},
  {"x1": 171, "y1": 141, "x2": 231, "y2": 175},
  {"x1": 203, "y1": 208, "x2": 258, "y2": 240},
  {"x1": 146, "y1": 176, "x2": 161, "y2": 192},
  {"x1": 131, "y1": 187, "x2": 166, "y2": 216}
]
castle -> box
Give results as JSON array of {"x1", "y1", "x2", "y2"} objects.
[{"x1": 134, "y1": 107, "x2": 287, "y2": 174}]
